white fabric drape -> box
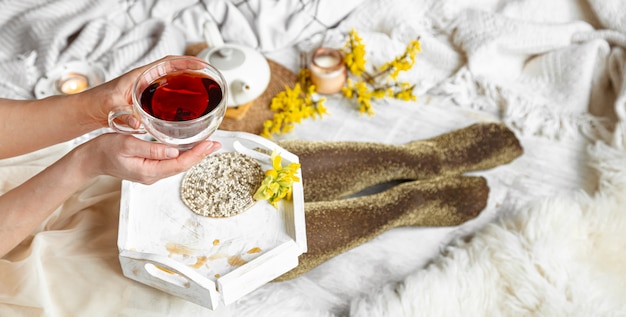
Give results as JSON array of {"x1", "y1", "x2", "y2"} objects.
[{"x1": 2, "y1": 0, "x2": 626, "y2": 316}]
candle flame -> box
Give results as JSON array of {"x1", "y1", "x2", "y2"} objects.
[{"x1": 58, "y1": 73, "x2": 89, "y2": 94}]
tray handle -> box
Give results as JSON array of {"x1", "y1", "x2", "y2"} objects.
[
  {"x1": 119, "y1": 250, "x2": 221, "y2": 310},
  {"x1": 218, "y1": 130, "x2": 299, "y2": 164}
]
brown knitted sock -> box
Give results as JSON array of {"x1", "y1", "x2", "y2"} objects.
[
  {"x1": 275, "y1": 176, "x2": 489, "y2": 281},
  {"x1": 279, "y1": 122, "x2": 522, "y2": 202}
]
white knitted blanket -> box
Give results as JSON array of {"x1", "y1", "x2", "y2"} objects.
[{"x1": 1, "y1": 0, "x2": 626, "y2": 316}]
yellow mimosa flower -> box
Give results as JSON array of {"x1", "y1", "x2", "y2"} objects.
[
  {"x1": 254, "y1": 150, "x2": 301, "y2": 208},
  {"x1": 263, "y1": 67, "x2": 327, "y2": 139},
  {"x1": 343, "y1": 29, "x2": 367, "y2": 76},
  {"x1": 340, "y1": 30, "x2": 421, "y2": 115}
]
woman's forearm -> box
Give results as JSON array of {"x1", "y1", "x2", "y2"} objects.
[
  {"x1": 0, "y1": 94, "x2": 101, "y2": 159},
  {"x1": 0, "y1": 146, "x2": 92, "y2": 257}
]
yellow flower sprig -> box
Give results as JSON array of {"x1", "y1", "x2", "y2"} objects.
[
  {"x1": 343, "y1": 29, "x2": 367, "y2": 76},
  {"x1": 342, "y1": 29, "x2": 421, "y2": 115},
  {"x1": 253, "y1": 150, "x2": 301, "y2": 208},
  {"x1": 378, "y1": 39, "x2": 421, "y2": 81},
  {"x1": 261, "y1": 68, "x2": 327, "y2": 139},
  {"x1": 342, "y1": 79, "x2": 385, "y2": 115}
]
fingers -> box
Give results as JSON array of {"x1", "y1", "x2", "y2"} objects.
[
  {"x1": 100, "y1": 136, "x2": 220, "y2": 184},
  {"x1": 126, "y1": 137, "x2": 221, "y2": 161},
  {"x1": 138, "y1": 141, "x2": 222, "y2": 184},
  {"x1": 108, "y1": 106, "x2": 141, "y2": 130},
  {"x1": 158, "y1": 55, "x2": 208, "y2": 69},
  {"x1": 129, "y1": 55, "x2": 206, "y2": 76},
  {"x1": 122, "y1": 138, "x2": 179, "y2": 160}
]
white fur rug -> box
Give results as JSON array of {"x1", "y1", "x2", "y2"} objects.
[{"x1": 350, "y1": 142, "x2": 626, "y2": 316}]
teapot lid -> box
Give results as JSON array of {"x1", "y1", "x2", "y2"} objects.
[
  {"x1": 198, "y1": 44, "x2": 271, "y2": 107},
  {"x1": 208, "y1": 47, "x2": 245, "y2": 71}
]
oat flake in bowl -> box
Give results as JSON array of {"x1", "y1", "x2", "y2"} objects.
[{"x1": 181, "y1": 152, "x2": 264, "y2": 217}]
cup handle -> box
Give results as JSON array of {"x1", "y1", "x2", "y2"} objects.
[{"x1": 108, "y1": 108, "x2": 146, "y2": 134}]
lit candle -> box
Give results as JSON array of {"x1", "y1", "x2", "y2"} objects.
[
  {"x1": 57, "y1": 73, "x2": 89, "y2": 95},
  {"x1": 309, "y1": 48, "x2": 346, "y2": 95},
  {"x1": 314, "y1": 54, "x2": 340, "y2": 68}
]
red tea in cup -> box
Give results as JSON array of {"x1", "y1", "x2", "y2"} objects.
[
  {"x1": 108, "y1": 57, "x2": 228, "y2": 150},
  {"x1": 140, "y1": 71, "x2": 223, "y2": 122}
]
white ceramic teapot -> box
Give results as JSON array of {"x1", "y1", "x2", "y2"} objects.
[{"x1": 197, "y1": 21, "x2": 271, "y2": 108}]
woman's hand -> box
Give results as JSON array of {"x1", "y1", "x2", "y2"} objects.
[
  {"x1": 81, "y1": 55, "x2": 209, "y2": 129},
  {"x1": 73, "y1": 133, "x2": 221, "y2": 184},
  {"x1": 0, "y1": 134, "x2": 220, "y2": 257}
]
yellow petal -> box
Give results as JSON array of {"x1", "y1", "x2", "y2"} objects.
[
  {"x1": 265, "y1": 169, "x2": 278, "y2": 179},
  {"x1": 271, "y1": 151, "x2": 282, "y2": 170}
]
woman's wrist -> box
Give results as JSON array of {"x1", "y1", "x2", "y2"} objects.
[
  {"x1": 81, "y1": 77, "x2": 134, "y2": 129},
  {"x1": 65, "y1": 140, "x2": 102, "y2": 182},
  {"x1": 37, "y1": 93, "x2": 102, "y2": 134},
  {"x1": 66, "y1": 89, "x2": 110, "y2": 130}
]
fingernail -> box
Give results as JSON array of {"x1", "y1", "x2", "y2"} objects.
[
  {"x1": 166, "y1": 148, "x2": 179, "y2": 158},
  {"x1": 204, "y1": 141, "x2": 221, "y2": 154}
]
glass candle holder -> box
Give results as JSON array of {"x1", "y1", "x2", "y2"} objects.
[
  {"x1": 56, "y1": 72, "x2": 89, "y2": 94},
  {"x1": 309, "y1": 48, "x2": 346, "y2": 94}
]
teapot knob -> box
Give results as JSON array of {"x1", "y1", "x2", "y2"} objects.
[
  {"x1": 232, "y1": 80, "x2": 251, "y2": 94},
  {"x1": 231, "y1": 80, "x2": 252, "y2": 105},
  {"x1": 217, "y1": 48, "x2": 233, "y2": 58},
  {"x1": 203, "y1": 20, "x2": 224, "y2": 49}
]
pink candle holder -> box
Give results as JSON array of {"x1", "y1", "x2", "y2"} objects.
[{"x1": 309, "y1": 48, "x2": 346, "y2": 94}]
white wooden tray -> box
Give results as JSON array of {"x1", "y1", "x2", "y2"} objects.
[{"x1": 117, "y1": 130, "x2": 307, "y2": 310}]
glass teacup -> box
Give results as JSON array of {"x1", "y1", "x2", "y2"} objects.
[{"x1": 108, "y1": 57, "x2": 227, "y2": 150}]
